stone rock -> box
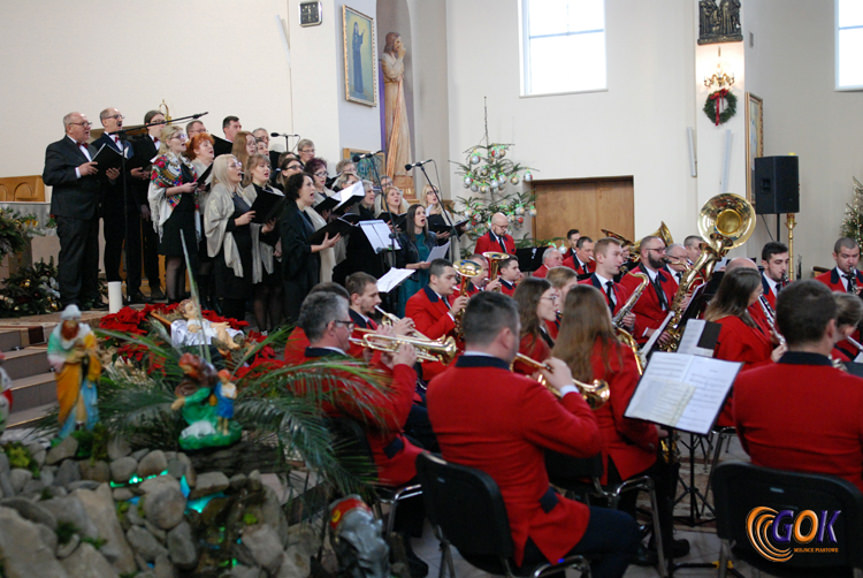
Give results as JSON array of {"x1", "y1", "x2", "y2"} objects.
[
  {"x1": 74, "y1": 483, "x2": 137, "y2": 574},
  {"x1": 0, "y1": 471, "x2": 13, "y2": 497},
  {"x1": 22, "y1": 478, "x2": 45, "y2": 496},
  {"x1": 60, "y1": 542, "x2": 118, "y2": 578},
  {"x1": 126, "y1": 525, "x2": 168, "y2": 562},
  {"x1": 0, "y1": 506, "x2": 69, "y2": 577},
  {"x1": 0, "y1": 497, "x2": 57, "y2": 529},
  {"x1": 166, "y1": 457, "x2": 186, "y2": 480},
  {"x1": 113, "y1": 487, "x2": 134, "y2": 501},
  {"x1": 39, "y1": 467, "x2": 54, "y2": 487},
  {"x1": 0, "y1": 450, "x2": 9, "y2": 474},
  {"x1": 140, "y1": 476, "x2": 185, "y2": 530},
  {"x1": 25, "y1": 442, "x2": 47, "y2": 468},
  {"x1": 154, "y1": 553, "x2": 176, "y2": 578},
  {"x1": 262, "y1": 485, "x2": 290, "y2": 547},
  {"x1": 177, "y1": 453, "x2": 195, "y2": 488},
  {"x1": 189, "y1": 471, "x2": 229, "y2": 499},
  {"x1": 230, "y1": 565, "x2": 266, "y2": 578},
  {"x1": 110, "y1": 456, "x2": 138, "y2": 484},
  {"x1": 131, "y1": 448, "x2": 150, "y2": 461},
  {"x1": 137, "y1": 450, "x2": 167, "y2": 477},
  {"x1": 126, "y1": 503, "x2": 145, "y2": 527},
  {"x1": 79, "y1": 459, "x2": 110, "y2": 483},
  {"x1": 43, "y1": 486, "x2": 67, "y2": 498},
  {"x1": 247, "y1": 470, "x2": 262, "y2": 492},
  {"x1": 166, "y1": 521, "x2": 197, "y2": 569},
  {"x1": 144, "y1": 520, "x2": 166, "y2": 542},
  {"x1": 229, "y1": 473, "x2": 247, "y2": 490},
  {"x1": 286, "y1": 524, "x2": 320, "y2": 559},
  {"x1": 9, "y1": 468, "x2": 32, "y2": 493},
  {"x1": 46, "y1": 436, "x2": 79, "y2": 465},
  {"x1": 107, "y1": 436, "x2": 131, "y2": 461},
  {"x1": 37, "y1": 522, "x2": 59, "y2": 555},
  {"x1": 242, "y1": 523, "x2": 284, "y2": 574},
  {"x1": 56, "y1": 533, "x2": 80, "y2": 559},
  {"x1": 54, "y1": 459, "x2": 81, "y2": 486},
  {"x1": 279, "y1": 544, "x2": 312, "y2": 578},
  {"x1": 67, "y1": 480, "x2": 101, "y2": 492},
  {"x1": 42, "y1": 495, "x2": 99, "y2": 539}
]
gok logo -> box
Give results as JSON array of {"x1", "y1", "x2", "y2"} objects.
[{"x1": 746, "y1": 507, "x2": 841, "y2": 562}]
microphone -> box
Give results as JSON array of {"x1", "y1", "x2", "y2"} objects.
[
  {"x1": 271, "y1": 132, "x2": 299, "y2": 138},
  {"x1": 192, "y1": 111, "x2": 208, "y2": 119},
  {"x1": 353, "y1": 150, "x2": 383, "y2": 162},
  {"x1": 404, "y1": 159, "x2": 432, "y2": 170}
]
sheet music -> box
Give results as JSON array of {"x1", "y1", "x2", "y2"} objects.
[
  {"x1": 676, "y1": 319, "x2": 719, "y2": 357},
  {"x1": 641, "y1": 311, "x2": 674, "y2": 357},
  {"x1": 359, "y1": 220, "x2": 401, "y2": 252},
  {"x1": 425, "y1": 240, "x2": 451, "y2": 263},
  {"x1": 625, "y1": 352, "x2": 741, "y2": 435},
  {"x1": 332, "y1": 180, "x2": 365, "y2": 212},
  {"x1": 376, "y1": 268, "x2": 415, "y2": 293}
]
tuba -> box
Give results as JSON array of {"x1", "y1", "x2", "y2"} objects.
[
  {"x1": 483, "y1": 251, "x2": 510, "y2": 291},
  {"x1": 660, "y1": 193, "x2": 756, "y2": 351}
]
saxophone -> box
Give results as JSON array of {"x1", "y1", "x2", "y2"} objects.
[{"x1": 612, "y1": 272, "x2": 649, "y2": 327}]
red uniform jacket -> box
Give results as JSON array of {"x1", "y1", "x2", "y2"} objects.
[
  {"x1": 562, "y1": 255, "x2": 595, "y2": 276},
  {"x1": 532, "y1": 264, "x2": 550, "y2": 278},
  {"x1": 588, "y1": 339, "x2": 658, "y2": 484},
  {"x1": 734, "y1": 351, "x2": 863, "y2": 493},
  {"x1": 619, "y1": 265, "x2": 677, "y2": 344},
  {"x1": 815, "y1": 267, "x2": 863, "y2": 293},
  {"x1": 761, "y1": 274, "x2": 780, "y2": 309},
  {"x1": 426, "y1": 355, "x2": 601, "y2": 566},
  {"x1": 712, "y1": 315, "x2": 773, "y2": 426},
  {"x1": 286, "y1": 324, "x2": 365, "y2": 363},
  {"x1": 405, "y1": 286, "x2": 456, "y2": 340},
  {"x1": 474, "y1": 231, "x2": 516, "y2": 255},
  {"x1": 579, "y1": 274, "x2": 632, "y2": 318},
  {"x1": 500, "y1": 279, "x2": 517, "y2": 297},
  {"x1": 544, "y1": 319, "x2": 560, "y2": 342},
  {"x1": 302, "y1": 347, "x2": 423, "y2": 486},
  {"x1": 513, "y1": 333, "x2": 552, "y2": 376}
]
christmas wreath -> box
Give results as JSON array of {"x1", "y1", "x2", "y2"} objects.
[{"x1": 703, "y1": 89, "x2": 737, "y2": 126}]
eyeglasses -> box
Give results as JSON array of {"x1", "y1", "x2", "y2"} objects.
[
  {"x1": 541, "y1": 294, "x2": 559, "y2": 303},
  {"x1": 68, "y1": 121, "x2": 92, "y2": 128},
  {"x1": 300, "y1": 148, "x2": 315, "y2": 154},
  {"x1": 314, "y1": 170, "x2": 328, "y2": 177},
  {"x1": 170, "y1": 134, "x2": 187, "y2": 141},
  {"x1": 285, "y1": 164, "x2": 303, "y2": 171},
  {"x1": 228, "y1": 161, "x2": 243, "y2": 169},
  {"x1": 333, "y1": 319, "x2": 355, "y2": 331},
  {"x1": 105, "y1": 114, "x2": 124, "y2": 121}
]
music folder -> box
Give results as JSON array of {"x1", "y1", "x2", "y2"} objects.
[
  {"x1": 196, "y1": 163, "x2": 213, "y2": 186},
  {"x1": 377, "y1": 268, "x2": 415, "y2": 293},
  {"x1": 92, "y1": 143, "x2": 126, "y2": 172},
  {"x1": 624, "y1": 352, "x2": 741, "y2": 435},
  {"x1": 380, "y1": 212, "x2": 407, "y2": 232},
  {"x1": 250, "y1": 189, "x2": 285, "y2": 224},
  {"x1": 427, "y1": 214, "x2": 468, "y2": 234},
  {"x1": 315, "y1": 182, "x2": 364, "y2": 214},
  {"x1": 515, "y1": 247, "x2": 545, "y2": 273},
  {"x1": 358, "y1": 219, "x2": 401, "y2": 253},
  {"x1": 309, "y1": 213, "x2": 361, "y2": 245}
]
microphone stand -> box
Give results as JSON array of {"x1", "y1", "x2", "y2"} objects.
[
  {"x1": 106, "y1": 126, "x2": 136, "y2": 303},
  {"x1": 359, "y1": 153, "x2": 399, "y2": 312}
]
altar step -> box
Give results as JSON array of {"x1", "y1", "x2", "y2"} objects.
[{"x1": 0, "y1": 326, "x2": 55, "y2": 430}]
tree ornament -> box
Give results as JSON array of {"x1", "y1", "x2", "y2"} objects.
[
  {"x1": 480, "y1": 185, "x2": 489, "y2": 194},
  {"x1": 515, "y1": 205, "x2": 525, "y2": 215},
  {"x1": 529, "y1": 206, "x2": 537, "y2": 217},
  {"x1": 470, "y1": 183, "x2": 479, "y2": 193},
  {"x1": 523, "y1": 172, "x2": 533, "y2": 183},
  {"x1": 703, "y1": 89, "x2": 737, "y2": 126},
  {"x1": 464, "y1": 175, "x2": 473, "y2": 186},
  {"x1": 470, "y1": 154, "x2": 480, "y2": 165},
  {"x1": 517, "y1": 216, "x2": 524, "y2": 224}
]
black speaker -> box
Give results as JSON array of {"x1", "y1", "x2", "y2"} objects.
[{"x1": 754, "y1": 156, "x2": 799, "y2": 214}]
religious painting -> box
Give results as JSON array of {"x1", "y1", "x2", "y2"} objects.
[
  {"x1": 698, "y1": 0, "x2": 743, "y2": 45},
  {"x1": 342, "y1": 6, "x2": 377, "y2": 106},
  {"x1": 343, "y1": 148, "x2": 384, "y2": 184},
  {"x1": 745, "y1": 93, "x2": 763, "y2": 202}
]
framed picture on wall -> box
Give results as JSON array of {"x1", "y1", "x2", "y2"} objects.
[
  {"x1": 342, "y1": 6, "x2": 377, "y2": 106},
  {"x1": 343, "y1": 148, "x2": 384, "y2": 184},
  {"x1": 745, "y1": 93, "x2": 763, "y2": 202}
]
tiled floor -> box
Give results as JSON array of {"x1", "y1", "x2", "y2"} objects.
[{"x1": 409, "y1": 435, "x2": 765, "y2": 577}]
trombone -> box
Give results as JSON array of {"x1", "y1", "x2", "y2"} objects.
[
  {"x1": 513, "y1": 353, "x2": 610, "y2": 409},
  {"x1": 350, "y1": 331, "x2": 457, "y2": 365}
]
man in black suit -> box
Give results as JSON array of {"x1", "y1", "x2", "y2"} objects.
[
  {"x1": 129, "y1": 110, "x2": 166, "y2": 300},
  {"x1": 43, "y1": 112, "x2": 112, "y2": 309},
  {"x1": 213, "y1": 115, "x2": 241, "y2": 156},
  {"x1": 94, "y1": 107, "x2": 147, "y2": 303}
]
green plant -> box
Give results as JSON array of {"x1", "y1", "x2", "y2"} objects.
[
  {"x1": 242, "y1": 512, "x2": 258, "y2": 526},
  {"x1": 55, "y1": 521, "x2": 78, "y2": 545},
  {"x1": 81, "y1": 536, "x2": 107, "y2": 550}
]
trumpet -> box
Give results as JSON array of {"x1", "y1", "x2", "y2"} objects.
[
  {"x1": 350, "y1": 332, "x2": 458, "y2": 365},
  {"x1": 512, "y1": 353, "x2": 610, "y2": 409},
  {"x1": 374, "y1": 305, "x2": 430, "y2": 340}
]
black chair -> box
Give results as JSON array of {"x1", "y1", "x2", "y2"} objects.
[
  {"x1": 713, "y1": 461, "x2": 863, "y2": 578},
  {"x1": 415, "y1": 452, "x2": 591, "y2": 578},
  {"x1": 544, "y1": 451, "x2": 667, "y2": 577},
  {"x1": 326, "y1": 417, "x2": 422, "y2": 537}
]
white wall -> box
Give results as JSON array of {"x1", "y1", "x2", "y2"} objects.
[{"x1": 1, "y1": 0, "x2": 293, "y2": 179}]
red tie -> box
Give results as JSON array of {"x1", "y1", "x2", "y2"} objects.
[
  {"x1": 154, "y1": 138, "x2": 160, "y2": 146},
  {"x1": 368, "y1": 318, "x2": 378, "y2": 331}
]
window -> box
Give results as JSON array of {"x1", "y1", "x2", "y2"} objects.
[
  {"x1": 520, "y1": 0, "x2": 607, "y2": 96},
  {"x1": 837, "y1": 0, "x2": 863, "y2": 90}
]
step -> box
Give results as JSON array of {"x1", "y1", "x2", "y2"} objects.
[
  {"x1": 0, "y1": 325, "x2": 46, "y2": 348},
  {"x1": 10, "y1": 372, "x2": 56, "y2": 414},
  {"x1": 6, "y1": 402, "x2": 55, "y2": 430},
  {"x1": 2, "y1": 347, "x2": 50, "y2": 381},
  {"x1": 0, "y1": 329, "x2": 24, "y2": 352}
]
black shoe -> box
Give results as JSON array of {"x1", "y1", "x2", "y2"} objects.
[
  {"x1": 85, "y1": 300, "x2": 109, "y2": 311},
  {"x1": 127, "y1": 292, "x2": 149, "y2": 305},
  {"x1": 405, "y1": 550, "x2": 429, "y2": 578},
  {"x1": 648, "y1": 537, "x2": 691, "y2": 560},
  {"x1": 149, "y1": 288, "x2": 165, "y2": 300},
  {"x1": 633, "y1": 544, "x2": 658, "y2": 567}
]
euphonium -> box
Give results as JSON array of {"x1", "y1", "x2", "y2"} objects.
[
  {"x1": 350, "y1": 332, "x2": 458, "y2": 365},
  {"x1": 483, "y1": 251, "x2": 510, "y2": 292},
  {"x1": 512, "y1": 353, "x2": 610, "y2": 409},
  {"x1": 612, "y1": 272, "x2": 649, "y2": 327},
  {"x1": 660, "y1": 193, "x2": 756, "y2": 352},
  {"x1": 453, "y1": 259, "x2": 483, "y2": 333}
]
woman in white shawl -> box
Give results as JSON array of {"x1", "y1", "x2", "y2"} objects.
[{"x1": 204, "y1": 155, "x2": 273, "y2": 323}]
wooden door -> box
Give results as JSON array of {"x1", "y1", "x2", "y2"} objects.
[{"x1": 533, "y1": 177, "x2": 634, "y2": 243}]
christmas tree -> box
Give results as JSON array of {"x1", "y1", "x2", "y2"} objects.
[{"x1": 840, "y1": 177, "x2": 863, "y2": 247}]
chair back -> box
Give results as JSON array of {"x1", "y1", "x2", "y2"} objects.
[
  {"x1": 544, "y1": 451, "x2": 603, "y2": 487},
  {"x1": 325, "y1": 416, "x2": 378, "y2": 481},
  {"x1": 713, "y1": 461, "x2": 863, "y2": 574},
  {"x1": 415, "y1": 453, "x2": 513, "y2": 560}
]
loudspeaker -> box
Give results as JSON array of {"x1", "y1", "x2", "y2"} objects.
[{"x1": 754, "y1": 156, "x2": 799, "y2": 214}]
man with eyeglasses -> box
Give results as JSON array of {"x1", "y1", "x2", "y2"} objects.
[
  {"x1": 93, "y1": 107, "x2": 146, "y2": 304},
  {"x1": 474, "y1": 212, "x2": 516, "y2": 255},
  {"x1": 43, "y1": 112, "x2": 107, "y2": 309},
  {"x1": 620, "y1": 235, "x2": 677, "y2": 345}
]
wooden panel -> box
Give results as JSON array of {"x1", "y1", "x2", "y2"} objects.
[
  {"x1": 534, "y1": 178, "x2": 634, "y2": 243},
  {"x1": 0, "y1": 176, "x2": 46, "y2": 202}
]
